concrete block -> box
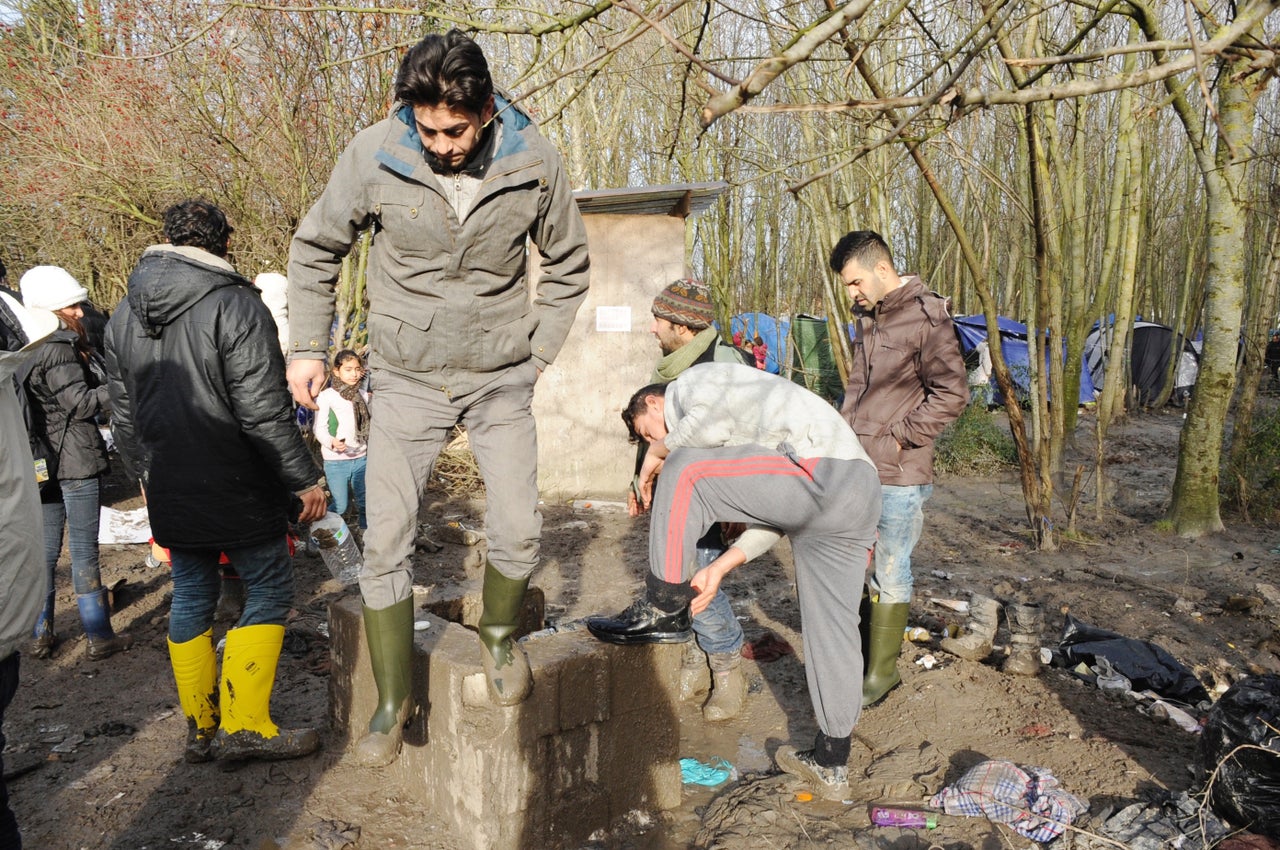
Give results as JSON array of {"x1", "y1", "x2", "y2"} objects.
[
  {"x1": 607, "y1": 640, "x2": 683, "y2": 712},
  {"x1": 600, "y1": 706, "x2": 682, "y2": 812},
  {"x1": 328, "y1": 593, "x2": 681, "y2": 850}
]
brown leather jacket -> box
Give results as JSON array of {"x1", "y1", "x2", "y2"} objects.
[{"x1": 839, "y1": 275, "x2": 968, "y2": 486}]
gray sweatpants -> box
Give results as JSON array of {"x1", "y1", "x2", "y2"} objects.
[
  {"x1": 358, "y1": 363, "x2": 541, "y2": 611},
  {"x1": 649, "y1": 444, "x2": 881, "y2": 739}
]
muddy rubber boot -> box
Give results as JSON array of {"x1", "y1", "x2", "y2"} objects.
[
  {"x1": 703, "y1": 649, "x2": 746, "y2": 721},
  {"x1": 678, "y1": 643, "x2": 710, "y2": 703},
  {"x1": 168, "y1": 629, "x2": 220, "y2": 763},
  {"x1": 355, "y1": 598, "x2": 414, "y2": 767},
  {"x1": 213, "y1": 572, "x2": 245, "y2": 624},
  {"x1": 477, "y1": 562, "x2": 533, "y2": 706},
  {"x1": 939, "y1": 594, "x2": 1001, "y2": 661},
  {"x1": 28, "y1": 600, "x2": 56, "y2": 659},
  {"x1": 214, "y1": 624, "x2": 319, "y2": 761},
  {"x1": 1002, "y1": 603, "x2": 1044, "y2": 676},
  {"x1": 78, "y1": 589, "x2": 134, "y2": 661},
  {"x1": 862, "y1": 600, "x2": 909, "y2": 707}
]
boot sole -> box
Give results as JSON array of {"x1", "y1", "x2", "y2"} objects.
[{"x1": 586, "y1": 624, "x2": 692, "y2": 645}]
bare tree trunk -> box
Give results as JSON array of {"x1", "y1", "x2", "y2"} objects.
[
  {"x1": 1226, "y1": 187, "x2": 1280, "y2": 485},
  {"x1": 1167, "y1": 43, "x2": 1257, "y2": 536}
]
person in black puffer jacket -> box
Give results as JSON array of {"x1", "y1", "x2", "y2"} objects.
[
  {"x1": 105, "y1": 200, "x2": 326, "y2": 764},
  {"x1": 19, "y1": 266, "x2": 132, "y2": 662}
]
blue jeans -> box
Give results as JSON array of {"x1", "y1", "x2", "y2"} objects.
[
  {"x1": 169, "y1": 536, "x2": 294, "y2": 643},
  {"x1": 690, "y1": 531, "x2": 745, "y2": 656},
  {"x1": 870, "y1": 484, "x2": 932, "y2": 604},
  {"x1": 36, "y1": 477, "x2": 103, "y2": 636},
  {"x1": 324, "y1": 456, "x2": 367, "y2": 529}
]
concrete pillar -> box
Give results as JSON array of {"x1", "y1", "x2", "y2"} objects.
[{"x1": 328, "y1": 596, "x2": 682, "y2": 850}]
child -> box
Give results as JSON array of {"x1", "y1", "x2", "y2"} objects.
[{"x1": 314, "y1": 350, "x2": 370, "y2": 529}]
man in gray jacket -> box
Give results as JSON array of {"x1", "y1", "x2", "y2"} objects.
[
  {"x1": 589, "y1": 363, "x2": 881, "y2": 801},
  {"x1": 287, "y1": 30, "x2": 590, "y2": 766}
]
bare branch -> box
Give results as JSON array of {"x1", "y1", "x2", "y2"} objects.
[{"x1": 699, "y1": 0, "x2": 876, "y2": 128}]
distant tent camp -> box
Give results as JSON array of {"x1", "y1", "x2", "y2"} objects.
[
  {"x1": 789, "y1": 314, "x2": 844, "y2": 402},
  {"x1": 952, "y1": 315, "x2": 1096, "y2": 405},
  {"x1": 1083, "y1": 320, "x2": 1200, "y2": 407},
  {"x1": 729, "y1": 312, "x2": 788, "y2": 374}
]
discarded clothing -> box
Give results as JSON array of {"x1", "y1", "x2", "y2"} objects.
[
  {"x1": 1077, "y1": 791, "x2": 1230, "y2": 850},
  {"x1": 1052, "y1": 615, "x2": 1209, "y2": 705},
  {"x1": 681, "y1": 757, "x2": 736, "y2": 787},
  {"x1": 929, "y1": 759, "x2": 1087, "y2": 842},
  {"x1": 741, "y1": 632, "x2": 794, "y2": 662}
]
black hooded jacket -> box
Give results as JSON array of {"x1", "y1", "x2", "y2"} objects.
[
  {"x1": 23, "y1": 328, "x2": 110, "y2": 485},
  {"x1": 105, "y1": 245, "x2": 320, "y2": 549}
]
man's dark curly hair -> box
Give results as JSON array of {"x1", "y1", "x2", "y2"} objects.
[
  {"x1": 394, "y1": 29, "x2": 493, "y2": 114},
  {"x1": 621, "y1": 382, "x2": 669, "y2": 444},
  {"x1": 163, "y1": 200, "x2": 233, "y2": 257}
]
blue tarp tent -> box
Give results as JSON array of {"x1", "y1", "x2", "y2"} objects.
[
  {"x1": 730, "y1": 313, "x2": 788, "y2": 374},
  {"x1": 952, "y1": 315, "x2": 1095, "y2": 405}
]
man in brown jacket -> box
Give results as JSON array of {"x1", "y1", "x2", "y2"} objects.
[{"x1": 833, "y1": 230, "x2": 968, "y2": 707}]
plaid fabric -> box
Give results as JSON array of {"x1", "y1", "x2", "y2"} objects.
[{"x1": 930, "y1": 760, "x2": 1088, "y2": 842}]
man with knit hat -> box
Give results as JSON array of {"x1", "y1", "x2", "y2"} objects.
[
  {"x1": 633, "y1": 278, "x2": 754, "y2": 721},
  {"x1": 649, "y1": 279, "x2": 751, "y2": 382},
  {"x1": 0, "y1": 273, "x2": 58, "y2": 846}
]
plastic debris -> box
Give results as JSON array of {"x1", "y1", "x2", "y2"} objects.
[
  {"x1": 930, "y1": 598, "x2": 970, "y2": 613},
  {"x1": 1199, "y1": 674, "x2": 1280, "y2": 838},
  {"x1": 916, "y1": 654, "x2": 940, "y2": 670},
  {"x1": 1078, "y1": 791, "x2": 1230, "y2": 850},
  {"x1": 680, "y1": 757, "x2": 736, "y2": 787}
]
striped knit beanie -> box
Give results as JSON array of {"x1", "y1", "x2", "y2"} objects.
[{"x1": 651, "y1": 278, "x2": 715, "y2": 330}]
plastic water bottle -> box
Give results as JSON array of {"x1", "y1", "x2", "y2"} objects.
[
  {"x1": 870, "y1": 806, "x2": 938, "y2": 829},
  {"x1": 308, "y1": 512, "x2": 362, "y2": 585}
]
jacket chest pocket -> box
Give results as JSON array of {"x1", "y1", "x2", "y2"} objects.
[
  {"x1": 372, "y1": 185, "x2": 441, "y2": 256},
  {"x1": 868, "y1": 334, "x2": 920, "y2": 379}
]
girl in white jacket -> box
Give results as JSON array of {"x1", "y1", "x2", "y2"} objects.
[{"x1": 314, "y1": 350, "x2": 370, "y2": 528}]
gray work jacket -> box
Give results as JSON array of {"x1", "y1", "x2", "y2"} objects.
[{"x1": 288, "y1": 97, "x2": 590, "y2": 396}]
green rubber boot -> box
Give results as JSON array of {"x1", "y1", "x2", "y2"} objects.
[
  {"x1": 862, "y1": 600, "x2": 909, "y2": 708},
  {"x1": 477, "y1": 562, "x2": 533, "y2": 706},
  {"x1": 355, "y1": 597, "x2": 415, "y2": 767}
]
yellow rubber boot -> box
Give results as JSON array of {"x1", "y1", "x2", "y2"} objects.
[
  {"x1": 214, "y1": 624, "x2": 318, "y2": 761},
  {"x1": 168, "y1": 629, "x2": 219, "y2": 763}
]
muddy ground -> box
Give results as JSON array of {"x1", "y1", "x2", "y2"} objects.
[{"x1": 6, "y1": 403, "x2": 1279, "y2": 850}]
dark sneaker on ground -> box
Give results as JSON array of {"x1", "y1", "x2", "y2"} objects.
[
  {"x1": 775, "y1": 745, "x2": 851, "y2": 801},
  {"x1": 586, "y1": 598, "x2": 693, "y2": 645}
]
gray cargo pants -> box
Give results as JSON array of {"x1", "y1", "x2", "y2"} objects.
[
  {"x1": 358, "y1": 363, "x2": 541, "y2": 611},
  {"x1": 649, "y1": 444, "x2": 881, "y2": 739}
]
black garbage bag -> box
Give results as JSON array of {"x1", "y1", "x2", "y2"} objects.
[
  {"x1": 1053, "y1": 615, "x2": 1209, "y2": 704},
  {"x1": 1198, "y1": 674, "x2": 1280, "y2": 839}
]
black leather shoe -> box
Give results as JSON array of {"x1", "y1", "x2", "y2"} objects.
[{"x1": 587, "y1": 598, "x2": 693, "y2": 645}]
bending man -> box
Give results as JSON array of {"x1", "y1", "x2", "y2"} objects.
[{"x1": 588, "y1": 363, "x2": 881, "y2": 801}]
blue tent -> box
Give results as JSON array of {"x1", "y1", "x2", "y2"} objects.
[
  {"x1": 952, "y1": 315, "x2": 1095, "y2": 405},
  {"x1": 730, "y1": 313, "x2": 789, "y2": 374}
]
